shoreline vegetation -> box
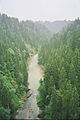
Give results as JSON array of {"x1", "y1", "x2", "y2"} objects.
[
  {"x1": 37, "y1": 18, "x2": 80, "y2": 119},
  {"x1": 16, "y1": 54, "x2": 43, "y2": 119},
  {"x1": 0, "y1": 13, "x2": 80, "y2": 119},
  {"x1": 0, "y1": 13, "x2": 49, "y2": 119},
  {"x1": 16, "y1": 52, "x2": 35, "y2": 116}
]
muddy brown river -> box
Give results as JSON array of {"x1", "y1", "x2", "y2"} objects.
[{"x1": 16, "y1": 54, "x2": 43, "y2": 119}]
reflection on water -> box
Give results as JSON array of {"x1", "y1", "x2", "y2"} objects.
[{"x1": 16, "y1": 54, "x2": 43, "y2": 119}]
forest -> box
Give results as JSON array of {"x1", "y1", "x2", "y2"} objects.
[
  {"x1": 0, "y1": 13, "x2": 80, "y2": 119},
  {"x1": 37, "y1": 18, "x2": 80, "y2": 119},
  {"x1": 0, "y1": 13, "x2": 53, "y2": 119},
  {"x1": 0, "y1": 14, "x2": 29, "y2": 119}
]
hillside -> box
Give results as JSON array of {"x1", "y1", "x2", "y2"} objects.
[
  {"x1": 37, "y1": 18, "x2": 80, "y2": 119},
  {"x1": 0, "y1": 13, "x2": 78, "y2": 120},
  {"x1": 0, "y1": 15, "x2": 29, "y2": 119},
  {"x1": 39, "y1": 20, "x2": 72, "y2": 33},
  {"x1": 0, "y1": 14, "x2": 72, "y2": 49},
  {"x1": 0, "y1": 14, "x2": 51, "y2": 49},
  {"x1": 0, "y1": 13, "x2": 53, "y2": 119}
]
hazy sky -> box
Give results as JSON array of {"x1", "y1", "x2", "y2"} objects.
[{"x1": 0, "y1": 0, "x2": 80, "y2": 21}]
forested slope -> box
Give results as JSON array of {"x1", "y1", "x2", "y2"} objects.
[
  {"x1": 0, "y1": 13, "x2": 52, "y2": 119},
  {"x1": 19, "y1": 21, "x2": 51, "y2": 49},
  {"x1": 0, "y1": 14, "x2": 52, "y2": 49},
  {"x1": 0, "y1": 13, "x2": 56, "y2": 119},
  {"x1": 0, "y1": 13, "x2": 74, "y2": 119},
  {"x1": 37, "y1": 18, "x2": 80, "y2": 119},
  {"x1": 0, "y1": 15, "x2": 29, "y2": 119},
  {"x1": 39, "y1": 20, "x2": 72, "y2": 33}
]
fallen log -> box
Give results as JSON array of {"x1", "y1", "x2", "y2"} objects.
[{"x1": 27, "y1": 93, "x2": 32, "y2": 98}]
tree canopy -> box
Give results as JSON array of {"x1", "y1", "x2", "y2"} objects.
[{"x1": 37, "y1": 18, "x2": 80, "y2": 119}]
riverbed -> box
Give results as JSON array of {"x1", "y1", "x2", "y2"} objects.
[{"x1": 16, "y1": 54, "x2": 43, "y2": 119}]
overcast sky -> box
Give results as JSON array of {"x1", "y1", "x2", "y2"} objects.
[{"x1": 0, "y1": 0, "x2": 80, "y2": 21}]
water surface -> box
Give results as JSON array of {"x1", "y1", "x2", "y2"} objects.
[{"x1": 16, "y1": 54, "x2": 43, "y2": 119}]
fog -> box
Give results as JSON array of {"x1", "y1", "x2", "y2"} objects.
[{"x1": 0, "y1": 0, "x2": 80, "y2": 21}]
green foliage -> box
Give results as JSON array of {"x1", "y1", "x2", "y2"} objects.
[
  {"x1": 0, "y1": 13, "x2": 54, "y2": 119},
  {"x1": 37, "y1": 79, "x2": 46, "y2": 110},
  {"x1": 38, "y1": 18, "x2": 80, "y2": 119},
  {"x1": 0, "y1": 107, "x2": 10, "y2": 120},
  {"x1": 0, "y1": 14, "x2": 29, "y2": 119},
  {"x1": 8, "y1": 48, "x2": 15, "y2": 55},
  {"x1": 0, "y1": 13, "x2": 80, "y2": 120}
]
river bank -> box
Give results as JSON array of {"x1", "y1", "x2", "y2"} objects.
[{"x1": 16, "y1": 54, "x2": 43, "y2": 119}]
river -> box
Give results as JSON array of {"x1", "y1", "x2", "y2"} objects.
[{"x1": 16, "y1": 54, "x2": 43, "y2": 119}]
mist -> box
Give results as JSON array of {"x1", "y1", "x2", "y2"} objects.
[{"x1": 0, "y1": 0, "x2": 80, "y2": 21}]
